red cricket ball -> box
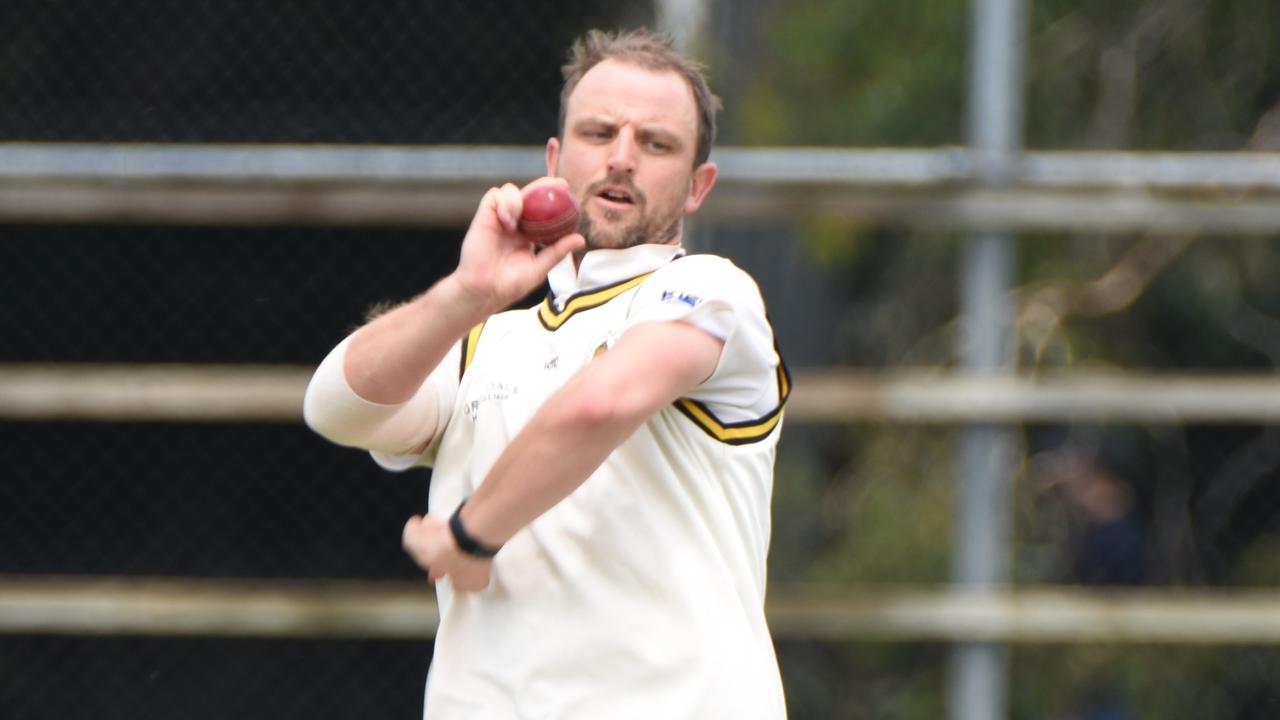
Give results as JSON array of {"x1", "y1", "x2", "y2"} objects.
[{"x1": 518, "y1": 183, "x2": 581, "y2": 245}]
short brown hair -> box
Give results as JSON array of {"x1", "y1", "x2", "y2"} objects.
[{"x1": 559, "y1": 29, "x2": 721, "y2": 167}]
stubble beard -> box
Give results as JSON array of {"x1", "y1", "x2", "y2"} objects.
[
  {"x1": 577, "y1": 179, "x2": 685, "y2": 251},
  {"x1": 579, "y1": 210, "x2": 681, "y2": 251}
]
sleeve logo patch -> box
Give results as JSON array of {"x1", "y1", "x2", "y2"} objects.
[{"x1": 660, "y1": 290, "x2": 702, "y2": 308}]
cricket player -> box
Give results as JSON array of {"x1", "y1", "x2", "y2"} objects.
[{"x1": 305, "y1": 28, "x2": 789, "y2": 719}]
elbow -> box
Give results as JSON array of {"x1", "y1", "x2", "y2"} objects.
[
  {"x1": 571, "y1": 393, "x2": 622, "y2": 428},
  {"x1": 302, "y1": 339, "x2": 361, "y2": 446},
  {"x1": 301, "y1": 350, "x2": 376, "y2": 448},
  {"x1": 302, "y1": 373, "x2": 356, "y2": 446},
  {"x1": 563, "y1": 378, "x2": 655, "y2": 433},
  {"x1": 302, "y1": 347, "x2": 440, "y2": 454},
  {"x1": 302, "y1": 375, "x2": 392, "y2": 449}
]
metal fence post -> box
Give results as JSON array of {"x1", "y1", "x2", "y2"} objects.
[{"x1": 949, "y1": 0, "x2": 1027, "y2": 718}]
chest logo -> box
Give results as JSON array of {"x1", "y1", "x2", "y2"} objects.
[
  {"x1": 463, "y1": 381, "x2": 520, "y2": 423},
  {"x1": 660, "y1": 290, "x2": 702, "y2": 308}
]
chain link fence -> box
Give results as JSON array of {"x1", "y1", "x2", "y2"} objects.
[
  {"x1": 2, "y1": 0, "x2": 647, "y2": 145},
  {"x1": 0, "y1": 225, "x2": 454, "y2": 717},
  {"x1": 3, "y1": 2, "x2": 649, "y2": 717},
  {"x1": 1, "y1": 635, "x2": 432, "y2": 720}
]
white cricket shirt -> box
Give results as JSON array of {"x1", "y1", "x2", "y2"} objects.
[{"x1": 390, "y1": 244, "x2": 789, "y2": 719}]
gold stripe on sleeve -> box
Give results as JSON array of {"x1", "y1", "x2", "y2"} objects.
[
  {"x1": 673, "y1": 361, "x2": 792, "y2": 445},
  {"x1": 459, "y1": 321, "x2": 486, "y2": 378}
]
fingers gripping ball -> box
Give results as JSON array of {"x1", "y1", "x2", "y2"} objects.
[{"x1": 519, "y1": 184, "x2": 581, "y2": 245}]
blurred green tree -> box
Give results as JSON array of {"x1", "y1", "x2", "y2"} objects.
[{"x1": 728, "y1": 1, "x2": 1280, "y2": 717}]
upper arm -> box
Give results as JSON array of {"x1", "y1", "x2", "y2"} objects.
[
  {"x1": 548, "y1": 256, "x2": 781, "y2": 436},
  {"x1": 572, "y1": 320, "x2": 724, "y2": 424},
  {"x1": 622, "y1": 256, "x2": 783, "y2": 416}
]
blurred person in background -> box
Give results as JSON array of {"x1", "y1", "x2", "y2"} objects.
[
  {"x1": 303, "y1": 28, "x2": 788, "y2": 720},
  {"x1": 1037, "y1": 441, "x2": 1147, "y2": 720},
  {"x1": 1050, "y1": 447, "x2": 1147, "y2": 587}
]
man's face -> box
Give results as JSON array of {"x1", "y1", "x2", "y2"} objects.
[{"x1": 547, "y1": 59, "x2": 716, "y2": 251}]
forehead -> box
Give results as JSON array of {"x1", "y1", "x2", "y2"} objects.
[{"x1": 566, "y1": 59, "x2": 699, "y2": 139}]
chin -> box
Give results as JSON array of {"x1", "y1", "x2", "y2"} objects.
[
  {"x1": 584, "y1": 236, "x2": 632, "y2": 252},
  {"x1": 582, "y1": 218, "x2": 641, "y2": 251}
]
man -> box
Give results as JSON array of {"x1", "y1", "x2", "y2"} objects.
[{"x1": 304, "y1": 29, "x2": 789, "y2": 719}]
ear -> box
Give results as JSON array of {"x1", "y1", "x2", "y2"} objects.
[
  {"x1": 545, "y1": 137, "x2": 561, "y2": 177},
  {"x1": 683, "y1": 161, "x2": 718, "y2": 214}
]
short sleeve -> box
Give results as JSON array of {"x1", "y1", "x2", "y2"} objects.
[{"x1": 624, "y1": 254, "x2": 784, "y2": 422}]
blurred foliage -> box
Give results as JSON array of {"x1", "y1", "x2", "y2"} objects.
[
  {"x1": 738, "y1": 0, "x2": 1280, "y2": 716},
  {"x1": 729, "y1": 0, "x2": 1279, "y2": 149},
  {"x1": 1027, "y1": 0, "x2": 1280, "y2": 150},
  {"x1": 731, "y1": 0, "x2": 968, "y2": 146},
  {"x1": 777, "y1": 640, "x2": 949, "y2": 719},
  {"x1": 1018, "y1": 238, "x2": 1280, "y2": 371},
  {"x1": 1010, "y1": 645, "x2": 1280, "y2": 720},
  {"x1": 806, "y1": 427, "x2": 955, "y2": 584},
  {"x1": 742, "y1": 0, "x2": 1280, "y2": 587},
  {"x1": 772, "y1": 427, "x2": 956, "y2": 586},
  {"x1": 775, "y1": 641, "x2": 1280, "y2": 720}
]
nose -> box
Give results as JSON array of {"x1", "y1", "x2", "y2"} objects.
[{"x1": 607, "y1": 126, "x2": 637, "y2": 176}]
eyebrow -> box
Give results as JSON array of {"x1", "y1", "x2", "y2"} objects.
[
  {"x1": 572, "y1": 118, "x2": 686, "y2": 147},
  {"x1": 637, "y1": 127, "x2": 682, "y2": 147}
]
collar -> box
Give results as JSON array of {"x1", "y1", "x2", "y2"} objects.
[{"x1": 546, "y1": 244, "x2": 685, "y2": 311}]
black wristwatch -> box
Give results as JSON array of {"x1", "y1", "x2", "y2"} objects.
[{"x1": 448, "y1": 500, "x2": 502, "y2": 559}]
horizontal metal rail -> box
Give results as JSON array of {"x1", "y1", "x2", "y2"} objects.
[
  {"x1": 0, "y1": 364, "x2": 310, "y2": 422},
  {"x1": 3, "y1": 576, "x2": 1278, "y2": 644},
  {"x1": 3, "y1": 364, "x2": 1280, "y2": 423},
  {"x1": 0, "y1": 577, "x2": 439, "y2": 640},
  {"x1": 792, "y1": 369, "x2": 1280, "y2": 424},
  {"x1": 2, "y1": 144, "x2": 1279, "y2": 232}
]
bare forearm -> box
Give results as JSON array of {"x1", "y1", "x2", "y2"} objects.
[
  {"x1": 344, "y1": 274, "x2": 492, "y2": 404},
  {"x1": 343, "y1": 180, "x2": 583, "y2": 404},
  {"x1": 460, "y1": 382, "x2": 643, "y2": 546},
  {"x1": 400, "y1": 323, "x2": 721, "y2": 592},
  {"x1": 458, "y1": 321, "x2": 723, "y2": 547}
]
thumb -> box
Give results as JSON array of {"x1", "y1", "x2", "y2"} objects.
[
  {"x1": 401, "y1": 515, "x2": 423, "y2": 551},
  {"x1": 532, "y1": 233, "x2": 586, "y2": 276}
]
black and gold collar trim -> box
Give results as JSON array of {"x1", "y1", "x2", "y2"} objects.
[{"x1": 538, "y1": 272, "x2": 655, "y2": 331}]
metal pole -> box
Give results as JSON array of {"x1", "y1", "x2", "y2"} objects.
[
  {"x1": 654, "y1": 0, "x2": 710, "y2": 55},
  {"x1": 950, "y1": 0, "x2": 1026, "y2": 718},
  {"x1": 656, "y1": 0, "x2": 714, "y2": 252}
]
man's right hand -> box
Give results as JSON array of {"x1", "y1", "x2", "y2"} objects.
[
  {"x1": 336, "y1": 178, "x2": 583, "y2": 406},
  {"x1": 449, "y1": 178, "x2": 585, "y2": 316}
]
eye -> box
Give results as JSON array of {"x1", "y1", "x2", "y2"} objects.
[{"x1": 645, "y1": 140, "x2": 672, "y2": 153}]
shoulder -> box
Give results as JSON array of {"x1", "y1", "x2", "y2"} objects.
[
  {"x1": 474, "y1": 305, "x2": 540, "y2": 338},
  {"x1": 459, "y1": 305, "x2": 539, "y2": 375},
  {"x1": 655, "y1": 253, "x2": 756, "y2": 284},
  {"x1": 644, "y1": 253, "x2": 765, "y2": 310}
]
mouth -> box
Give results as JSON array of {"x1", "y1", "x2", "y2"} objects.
[{"x1": 593, "y1": 186, "x2": 638, "y2": 211}]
